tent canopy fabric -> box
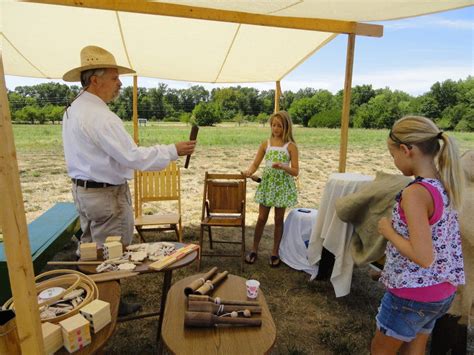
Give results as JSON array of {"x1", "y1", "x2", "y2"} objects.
[{"x1": 1, "y1": 0, "x2": 471, "y2": 84}]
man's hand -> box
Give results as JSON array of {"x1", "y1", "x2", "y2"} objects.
[{"x1": 175, "y1": 141, "x2": 196, "y2": 156}]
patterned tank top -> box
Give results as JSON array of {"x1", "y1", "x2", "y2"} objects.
[{"x1": 380, "y1": 177, "x2": 465, "y2": 289}]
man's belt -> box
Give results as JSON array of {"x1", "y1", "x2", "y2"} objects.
[{"x1": 72, "y1": 178, "x2": 117, "y2": 188}]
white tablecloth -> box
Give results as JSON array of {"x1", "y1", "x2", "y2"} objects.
[
  {"x1": 307, "y1": 173, "x2": 373, "y2": 297},
  {"x1": 279, "y1": 208, "x2": 319, "y2": 279}
]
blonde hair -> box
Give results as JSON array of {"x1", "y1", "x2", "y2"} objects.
[
  {"x1": 390, "y1": 115, "x2": 464, "y2": 209},
  {"x1": 269, "y1": 110, "x2": 296, "y2": 144}
]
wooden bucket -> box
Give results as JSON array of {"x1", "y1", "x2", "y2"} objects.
[{"x1": 0, "y1": 309, "x2": 21, "y2": 354}]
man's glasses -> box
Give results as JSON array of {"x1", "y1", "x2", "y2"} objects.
[{"x1": 389, "y1": 130, "x2": 412, "y2": 149}]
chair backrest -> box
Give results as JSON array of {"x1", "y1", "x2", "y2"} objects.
[
  {"x1": 202, "y1": 173, "x2": 246, "y2": 217},
  {"x1": 135, "y1": 162, "x2": 181, "y2": 217}
]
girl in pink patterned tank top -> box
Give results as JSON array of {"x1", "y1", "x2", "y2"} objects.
[{"x1": 371, "y1": 116, "x2": 465, "y2": 355}]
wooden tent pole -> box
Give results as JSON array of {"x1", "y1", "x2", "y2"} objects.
[
  {"x1": 133, "y1": 75, "x2": 139, "y2": 218},
  {"x1": 0, "y1": 53, "x2": 45, "y2": 353},
  {"x1": 133, "y1": 75, "x2": 139, "y2": 144},
  {"x1": 274, "y1": 81, "x2": 281, "y2": 113},
  {"x1": 338, "y1": 34, "x2": 356, "y2": 173}
]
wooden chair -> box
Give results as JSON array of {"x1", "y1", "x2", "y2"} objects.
[
  {"x1": 134, "y1": 162, "x2": 183, "y2": 242},
  {"x1": 198, "y1": 173, "x2": 246, "y2": 271}
]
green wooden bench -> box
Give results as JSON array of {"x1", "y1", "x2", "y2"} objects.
[{"x1": 0, "y1": 202, "x2": 80, "y2": 304}]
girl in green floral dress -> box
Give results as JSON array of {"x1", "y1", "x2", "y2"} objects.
[{"x1": 243, "y1": 111, "x2": 299, "y2": 267}]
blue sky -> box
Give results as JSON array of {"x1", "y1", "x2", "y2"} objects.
[{"x1": 5, "y1": 6, "x2": 473, "y2": 96}]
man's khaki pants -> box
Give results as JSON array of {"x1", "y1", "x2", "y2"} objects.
[{"x1": 72, "y1": 182, "x2": 134, "y2": 247}]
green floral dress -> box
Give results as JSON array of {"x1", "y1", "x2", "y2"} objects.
[{"x1": 255, "y1": 140, "x2": 297, "y2": 208}]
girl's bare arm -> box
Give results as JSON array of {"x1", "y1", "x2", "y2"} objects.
[
  {"x1": 378, "y1": 184, "x2": 434, "y2": 268},
  {"x1": 243, "y1": 141, "x2": 266, "y2": 176}
]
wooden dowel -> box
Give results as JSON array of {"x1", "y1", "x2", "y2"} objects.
[
  {"x1": 47, "y1": 260, "x2": 141, "y2": 266},
  {"x1": 184, "y1": 312, "x2": 261, "y2": 328},
  {"x1": 188, "y1": 301, "x2": 262, "y2": 314},
  {"x1": 187, "y1": 294, "x2": 260, "y2": 306},
  {"x1": 89, "y1": 271, "x2": 139, "y2": 283}
]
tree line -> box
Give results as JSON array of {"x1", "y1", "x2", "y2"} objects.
[{"x1": 7, "y1": 76, "x2": 473, "y2": 131}]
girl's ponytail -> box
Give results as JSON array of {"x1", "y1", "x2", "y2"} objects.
[{"x1": 437, "y1": 133, "x2": 464, "y2": 209}]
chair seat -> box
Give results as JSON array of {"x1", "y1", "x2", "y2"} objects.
[
  {"x1": 135, "y1": 213, "x2": 180, "y2": 227},
  {"x1": 201, "y1": 216, "x2": 243, "y2": 227}
]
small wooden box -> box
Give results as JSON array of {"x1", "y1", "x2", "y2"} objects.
[
  {"x1": 102, "y1": 241, "x2": 123, "y2": 260},
  {"x1": 42, "y1": 321, "x2": 63, "y2": 354},
  {"x1": 80, "y1": 299, "x2": 111, "y2": 333},
  {"x1": 59, "y1": 313, "x2": 91, "y2": 353},
  {"x1": 79, "y1": 242, "x2": 97, "y2": 261}
]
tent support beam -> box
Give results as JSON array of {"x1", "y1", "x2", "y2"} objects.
[
  {"x1": 133, "y1": 75, "x2": 138, "y2": 144},
  {"x1": 338, "y1": 34, "x2": 356, "y2": 173},
  {"x1": 133, "y1": 75, "x2": 139, "y2": 219},
  {"x1": 274, "y1": 81, "x2": 281, "y2": 113},
  {"x1": 25, "y1": 0, "x2": 383, "y2": 37},
  {"x1": 0, "y1": 52, "x2": 44, "y2": 354}
]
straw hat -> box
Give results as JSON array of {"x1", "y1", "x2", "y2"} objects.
[{"x1": 63, "y1": 45, "x2": 135, "y2": 82}]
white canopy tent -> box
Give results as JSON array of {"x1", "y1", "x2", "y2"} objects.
[{"x1": 0, "y1": 1, "x2": 472, "y2": 353}]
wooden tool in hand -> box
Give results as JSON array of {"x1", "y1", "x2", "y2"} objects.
[
  {"x1": 188, "y1": 294, "x2": 260, "y2": 306},
  {"x1": 184, "y1": 125, "x2": 199, "y2": 168},
  {"x1": 188, "y1": 301, "x2": 262, "y2": 314},
  {"x1": 240, "y1": 171, "x2": 261, "y2": 183},
  {"x1": 185, "y1": 311, "x2": 262, "y2": 327}
]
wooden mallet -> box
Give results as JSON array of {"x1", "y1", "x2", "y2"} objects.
[{"x1": 184, "y1": 125, "x2": 199, "y2": 168}]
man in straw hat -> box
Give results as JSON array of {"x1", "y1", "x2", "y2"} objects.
[{"x1": 62, "y1": 46, "x2": 195, "y2": 253}]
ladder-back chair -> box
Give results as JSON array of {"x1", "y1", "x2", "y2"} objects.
[
  {"x1": 134, "y1": 162, "x2": 182, "y2": 242},
  {"x1": 198, "y1": 173, "x2": 246, "y2": 271}
]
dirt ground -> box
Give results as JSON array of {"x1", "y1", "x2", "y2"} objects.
[{"x1": 16, "y1": 145, "x2": 405, "y2": 354}]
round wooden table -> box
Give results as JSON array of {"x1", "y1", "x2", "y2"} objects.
[{"x1": 162, "y1": 274, "x2": 276, "y2": 354}]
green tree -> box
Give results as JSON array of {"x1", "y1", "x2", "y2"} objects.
[
  {"x1": 192, "y1": 101, "x2": 222, "y2": 126},
  {"x1": 289, "y1": 97, "x2": 317, "y2": 126},
  {"x1": 42, "y1": 105, "x2": 64, "y2": 124},
  {"x1": 309, "y1": 108, "x2": 342, "y2": 128},
  {"x1": 353, "y1": 90, "x2": 410, "y2": 129},
  {"x1": 428, "y1": 79, "x2": 460, "y2": 117}
]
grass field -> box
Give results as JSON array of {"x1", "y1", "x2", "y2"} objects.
[
  {"x1": 13, "y1": 122, "x2": 474, "y2": 152},
  {"x1": 11, "y1": 123, "x2": 474, "y2": 354}
]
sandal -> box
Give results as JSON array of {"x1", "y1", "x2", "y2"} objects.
[
  {"x1": 245, "y1": 251, "x2": 258, "y2": 264},
  {"x1": 269, "y1": 255, "x2": 281, "y2": 267}
]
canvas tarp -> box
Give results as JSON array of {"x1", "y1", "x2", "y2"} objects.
[{"x1": 1, "y1": 0, "x2": 472, "y2": 83}]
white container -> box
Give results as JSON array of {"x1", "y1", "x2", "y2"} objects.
[{"x1": 245, "y1": 279, "x2": 260, "y2": 299}]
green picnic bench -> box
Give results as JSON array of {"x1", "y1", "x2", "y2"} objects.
[{"x1": 0, "y1": 202, "x2": 80, "y2": 304}]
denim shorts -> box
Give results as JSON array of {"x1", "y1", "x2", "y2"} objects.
[{"x1": 375, "y1": 291, "x2": 455, "y2": 342}]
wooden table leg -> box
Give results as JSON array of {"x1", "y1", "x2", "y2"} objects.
[{"x1": 157, "y1": 270, "x2": 173, "y2": 354}]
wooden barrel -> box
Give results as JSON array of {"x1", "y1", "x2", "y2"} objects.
[{"x1": 0, "y1": 309, "x2": 21, "y2": 354}]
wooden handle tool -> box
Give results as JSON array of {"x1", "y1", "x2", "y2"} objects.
[{"x1": 184, "y1": 125, "x2": 199, "y2": 168}]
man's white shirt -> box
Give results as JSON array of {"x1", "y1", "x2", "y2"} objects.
[{"x1": 63, "y1": 91, "x2": 178, "y2": 185}]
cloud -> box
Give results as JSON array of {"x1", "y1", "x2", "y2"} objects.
[
  {"x1": 280, "y1": 66, "x2": 472, "y2": 96},
  {"x1": 385, "y1": 16, "x2": 474, "y2": 31}
]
